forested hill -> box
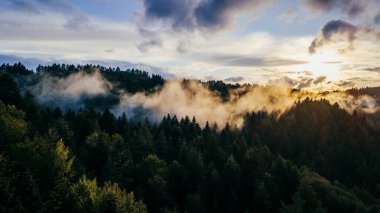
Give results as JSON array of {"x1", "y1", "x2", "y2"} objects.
[
  {"x1": 0, "y1": 62, "x2": 165, "y2": 93},
  {"x1": 1, "y1": 62, "x2": 380, "y2": 212},
  {"x1": 0, "y1": 63, "x2": 244, "y2": 111},
  {"x1": 0, "y1": 62, "x2": 241, "y2": 95}
]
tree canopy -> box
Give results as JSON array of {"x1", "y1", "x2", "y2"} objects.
[{"x1": 0, "y1": 62, "x2": 380, "y2": 212}]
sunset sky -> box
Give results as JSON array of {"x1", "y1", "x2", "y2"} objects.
[{"x1": 1, "y1": 0, "x2": 379, "y2": 89}]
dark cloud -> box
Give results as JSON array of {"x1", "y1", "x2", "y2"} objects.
[
  {"x1": 137, "y1": 38, "x2": 163, "y2": 53},
  {"x1": 314, "y1": 76, "x2": 327, "y2": 84},
  {"x1": 375, "y1": 13, "x2": 380, "y2": 25},
  {"x1": 141, "y1": 0, "x2": 272, "y2": 31},
  {"x1": 194, "y1": 0, "x2": 270, "y2": 30},
  {"x1": 363, "y1": 67, "x2": 380, "y2": 72},
  {"x1": 4, "y1": 0, "x2": 76, "y2": 14},
  {"x1": 297, "y1": 77, "x2": 314, "y2": 88},
  {"x1": 136, "y1": 28, "x2": 163, "y2": 52},
  {"x1": 224, "y1": 76, "x2": 244, "y2": 82},
  {"x1": 302, "y1": 0, "x2": 369, "y2": 18},
  {"x1": 272, "y1": 75, "x2": 329, "y2": 89},
  {"x1": 336, "y1": 80, "x2": 355, "y2": 87},
  {"x1": 142, "y1": 0, "x2": 194, "y2": 29},
  {"x1": 294, "y1": 76, "x2": 327, "y2": 88},
  {"x1": 5, "y1": 0, "x2": 40, "y2": 14},
  {"x1": 210, "y1": 54, "x2": 307, "y2": 67},
  {"x1": 344, "y1": 2, "x2": 366, "y2": 18},
  {"x1": 309, "y1": 20, "x2": 357, "y2": 54},
  {"x1": 309, "y1": 19, "x2": 380, "y2": 54}
]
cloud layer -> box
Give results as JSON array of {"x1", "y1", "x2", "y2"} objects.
[{"x1": 141, "y1": 0, "x2": 272, "y2": 31}]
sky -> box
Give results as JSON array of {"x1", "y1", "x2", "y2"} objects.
[{"x1": 0, "y1": 0, "x2": 379, "y2": 90}]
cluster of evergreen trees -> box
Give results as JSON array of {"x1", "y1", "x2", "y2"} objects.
[{"x1": 1, "y1": 63, "x2": 380, "y2": 212}]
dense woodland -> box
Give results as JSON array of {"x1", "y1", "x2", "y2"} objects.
[{"x1": 1, "y1": 63, "x2": 380, "y2": 212}]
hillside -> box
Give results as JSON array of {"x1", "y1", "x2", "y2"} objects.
[{"x1": 0, "y1": 63, "x2": 380, "y2": 212}]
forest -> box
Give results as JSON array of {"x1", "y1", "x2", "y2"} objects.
[{"x1": 1, "y1": 62, "x2": 380, "y2": 213}]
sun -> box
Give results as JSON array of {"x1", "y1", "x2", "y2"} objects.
[{"x1": 299, "y1": 49, "x2": 343, "y2": 81}]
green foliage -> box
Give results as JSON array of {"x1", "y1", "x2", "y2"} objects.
[
  {"x1": 1, "y1": 63, "x2": 380, "y2": 212},
  {"x1": 0, "y1": 154, "x2": 23, "y2": 213},
  {"x1": 42, "y1": 140, "x2": 75, "y2": 212},
  {"x1": 0, "y1": 74, "x2": 21, "y2": 106},
  {"x1": 0, "y1": 101, "x2": 27, "y2": 149},
  {"x1": 71, "y1": 176, "x2": 147, "y2": 213},
  {"x1": 54, "y1": 139, "x2": 75, "y2": 178}
]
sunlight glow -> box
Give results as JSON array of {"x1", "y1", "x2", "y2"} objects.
[{"x1": 299, "y1": 50, "x2": 343, "y2": 81}]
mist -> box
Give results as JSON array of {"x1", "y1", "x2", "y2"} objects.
[
  {"x1": 115, "y1": 80, "x2": 380, "y2": 127},
  {"x1": 30, "y1": 70, "x2": 113, "y2": 110},
  {"x1": 26, "y1": 70, "x2": 379, "y2": 127}
]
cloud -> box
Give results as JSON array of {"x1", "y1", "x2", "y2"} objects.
[
  {"x1": 176, "y1": 40, "x2": 191, "y2": 54},
  {"x1": 209, "y1": 54, "x2": 307, "y2": 67},
  {"x1": 5, "y1": 0, "x2": 40, "y2": 14},
  {"x1": 270, "y1": 75, "x2": 328, "y2": 89},
  {"x1": 375, "y1": 13, "x2": 380, "y2": 25},
  {"x1": 335, "y1": 80, "x2": 355, "y2": 87},
  {"x1": 314, "y1": 76, "x2": 327, "y2": 84},
  {"x1": 142, "y1": 0, "x2": 194, "y2": 29},
  {"x1": 278, "y1": 9, "x2": 298, "y2": 22},
  {"x1": 136, "y1": 28, "x2": 164, "y2": 53},
  {"x1": 2, "y1": 0, "x2": 94, "y2": 32},
  {"x1": 224, "y1": 76, "x2": 244, "y2": 82},
  {"x1": 194, "y1": 0, "x2": 272, "y2": 30},
  {"x1": 302, "y1": 0, "x2": 370, "y2": 18},
  {"x1": 309, "y1": 20, "x2": 357, "y2": 54},
  {"x1": 309, "y1": 19, "x2": 380, "y2": 54},
  {"x1": 3, "y1": 0, "x2": 76, "y2": 14},
  {"x1": 302, "y1": 71, "x2": 314, "y2": 76},
  {"x1": 137, "y1": 38, "x2": 163, "y2": 53},
  {"x1": 363, "y1": 67, "x2": 380, "y2": 72},
  {"x1": 141, "y1": 0, "x2": 273, "y2": 31},
  {"x1": 104, "y1": 49, "x2": 115, "y2": 53},
  {"x1": 64, "y1": 15, "x2": 95, "y2": 31}
]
